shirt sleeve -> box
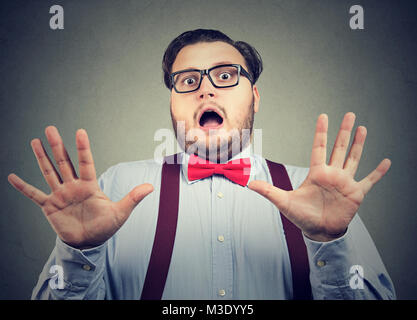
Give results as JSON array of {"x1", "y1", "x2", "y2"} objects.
[{"x1": 303, "y1": 213, "x2": 396, "y2": 300}]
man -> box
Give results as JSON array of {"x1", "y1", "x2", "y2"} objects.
[{"x1": 8, "y1": 29, "x2": 395, "y2": 299}]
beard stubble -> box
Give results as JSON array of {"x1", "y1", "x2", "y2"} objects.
[{"x1": 170, "y1": 95, "x2": 255, "y2": 163}]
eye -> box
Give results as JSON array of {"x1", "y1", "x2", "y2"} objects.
[
  {"x1": 183, "y1": 77, "x2": 196, "y2": 86},
  {"x1": 219, "y1": 72, "x2": 231, "y2": 80}
]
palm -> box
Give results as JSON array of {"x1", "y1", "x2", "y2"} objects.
[
  {"x1": 249, "y1": 113, "x2": 391, "y2": 242},
  {"x1": 285, "y1": 165, "x2": 363, "y2": 238},
  {"x1": 42, "y1": 180, "x2": 119, "y2": 248},
  {"x1": 8, "y1": 127, "x2": 153, "y2": 249}
]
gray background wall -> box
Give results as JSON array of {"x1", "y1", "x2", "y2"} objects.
[{"x1": 1, "y1": 0, "x2": 416, "y2": 299}]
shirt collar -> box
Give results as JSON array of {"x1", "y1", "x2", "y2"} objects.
[{"x1": 181, "y1": 144, "x2": 254, "y2": 186}]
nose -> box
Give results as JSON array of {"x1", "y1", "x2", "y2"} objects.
[{"x1": 198, "y1": 74, "x2": 216, "y2": 99}]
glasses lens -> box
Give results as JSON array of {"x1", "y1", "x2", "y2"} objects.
[
  {"x1": 210, "y1": 65, "x2": 239, "y2": 87},
  {"x1": 174, "y1": 71, "x2": 201, "y2": 92}
]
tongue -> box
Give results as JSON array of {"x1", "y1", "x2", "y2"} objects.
[{"x1": 203, "y1": 118, "x2": 221, "y2": 127}]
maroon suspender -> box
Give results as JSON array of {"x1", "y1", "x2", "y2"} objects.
[
  {"x1": 266, "y1": 160, "x2": 312, "y2": 300},
  {"x1": 140, "y1": 154, "x2": 181, "y2": 300},
  {"x1": 141, "y1": 154, "x2": 311, "y2": 300}
]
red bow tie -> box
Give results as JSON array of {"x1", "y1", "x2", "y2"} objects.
[{"x1": 187, "y1": 154, "x2": 251, "y2": 186}]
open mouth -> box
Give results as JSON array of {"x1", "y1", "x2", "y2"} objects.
[{"x1": 198, "y1": 109, "x2": 224, "y2": 130}]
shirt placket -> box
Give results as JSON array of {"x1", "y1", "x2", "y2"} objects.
[{"x1": 211, "y1": 175, "x2": 234, "y2": 299}]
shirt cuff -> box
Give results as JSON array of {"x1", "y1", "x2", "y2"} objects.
[
  {"x1": 303, "y1": 228, "x2": 359, "y2": 286},
  {"x1": 54, "y1": 237, "x2": 107, "y2": 290}
]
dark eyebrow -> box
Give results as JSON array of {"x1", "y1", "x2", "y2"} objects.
[
  {"x1": 179, "y1": 61, "x2": 236, "y2": 71},
  {"x1": 211, "y1": 61, "x2": 234, "y2": 67}
]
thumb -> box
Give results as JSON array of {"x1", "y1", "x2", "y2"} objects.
[
  {"x1": 116, "y1": 183, "x2": 154, "y2": 219},
  {"x1": 248, "y1": 180, "x2": 289, "y2": 212}
]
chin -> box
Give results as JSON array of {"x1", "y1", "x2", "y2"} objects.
[{"x1": 185, "y1": 129, "x2": 245, "y2": 163}]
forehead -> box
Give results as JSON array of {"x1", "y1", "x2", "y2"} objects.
[{"x1": 172, "y1": 41, "x2": 247, "y2": 72}]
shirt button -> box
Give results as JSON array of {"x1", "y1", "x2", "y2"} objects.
[
  {"x1": 217, "y1": 192, "x2": 224, "y2": 199},
  {"x1": 217, "y1": 235, "x2": 225, "y2": 242},
  {"x1": 218, "y1": 289, "x2": 226, "y2": 297},
  {"x1": 82, "y1": 264, "x2": 92, "y2": 271},
  {"x1": 317, "y1": 260, "x2": 326, "y2": 267}
]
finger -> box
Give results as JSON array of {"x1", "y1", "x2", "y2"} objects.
[
  {"x1": 248, "y1": 180, "x2": 289, "y2": 213},
  {"x1": 328, "y1": 112, "x2": 356, "y2": 168},
  {"x1": 344, "y1": 126, "x2": 367, "y2": 177},
  {"x1": 358, "y1": 159, "x2": 391, "y2": 195},
  {"x1": 45, "y1": 126, "x2": 78, "y2": 182},
  {"x1": 310, "y1": 114, "x2": 328, "y2": 168},
  {"x1": 116, "y1": 183, "x2": 154, "y2": 222},
  {"x1": 76, "y1": 129, "x2": 96, "y2": 181},
  {"x1": 7, "y1": 173, "x2": 48, "y2": 207},
  {"x1": 31, "y1": 138, "x2": 62, "y2": 191}
]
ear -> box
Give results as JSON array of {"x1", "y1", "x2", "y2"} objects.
[{"x1": 252, "y1": 85, "x2": 260, "y2": 113}]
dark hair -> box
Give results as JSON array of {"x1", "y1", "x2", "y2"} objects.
[{"x1": 162, "y1": 29, "x2": 263, "y2": 89}]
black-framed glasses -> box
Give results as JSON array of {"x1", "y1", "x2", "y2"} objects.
[{"x1": 170, "y1": 64, "x2": 253, "y2": 93}]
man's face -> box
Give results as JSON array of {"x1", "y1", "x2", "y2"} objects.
[{"x1": 170, "y1": 41, "x2": 260, "y2": 162}]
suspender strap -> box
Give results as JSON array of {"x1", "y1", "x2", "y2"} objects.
[
  {"x1": 265, "y1": 159, "x2": 312, "y2": 300},
  {"x1": 140, "y1": 154, "x2": 180, "y2": 300}
]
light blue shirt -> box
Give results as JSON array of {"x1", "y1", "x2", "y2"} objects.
[{"x1": 31, "y1": 147, "x2": 396, "y2": 300}]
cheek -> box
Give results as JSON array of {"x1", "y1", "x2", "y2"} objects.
[
  {"x1": 171, "y1": 95, "x2": 192, "y2": 120},
  {"x1": 170, "y1": 94, "x2": 180, "y2": 114},
  {"x1": 225, "y1": 90, "x2": 253, "y2": 122},
  {"x1": 228, "y1": 110, "x2": 247, "y2": 128}
]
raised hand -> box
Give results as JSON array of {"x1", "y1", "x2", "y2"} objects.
[
  {"x1": 249, "y1": 112, "x2": 391, "y2": 242},
  {"x1": 8, "y1": 126, "x2": 154, "y2": 249}
]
